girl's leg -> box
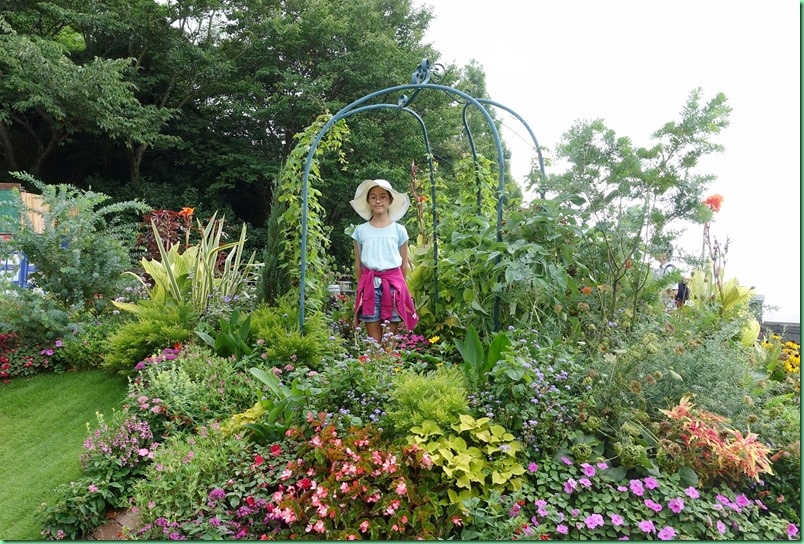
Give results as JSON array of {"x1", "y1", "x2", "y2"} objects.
[
  {"x1": 388, "y1": 322, "x2": 400, "y2": 335},
  {"x1": 365, "y1": 321, "x2": 382, "y2": 342}
]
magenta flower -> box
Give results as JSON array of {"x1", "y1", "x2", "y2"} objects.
[
  {"x1": 564, "y1": 478, "x2": 577, "y2": 494},
  {"x1": 528, "y1": 462, "x2": 539, "y2": 473},
  {"x1": 561, "y1": 456, "x2": 573, "y2": 465},
  {"x1": 735, "y1": 494, "x2": 750, "y2": 507},
  {"x1": 579, "y1": 477, "x2": 592, "y2": 487},
  {"x1": 585, "y1": 513, "x2": 604, "y2": 529},
  {"x1": 643, "y1": 476, "x2": 659, "y2": 489},
  {"x1": 629, "y1": 479, "x2": 645, "y2": 496},
  {"x1": 716, "y1": 494, "x2": 730, "y2": 505},
  {"x1": 639, "y1": 520, "x2": 655, "y2": 533},
  {"x1": 668, "y1": 497, "x2": 685, "y2": 513},
  {"x1": 658, "y1": 526, "x2": 677, "y2": 540},
  {"x1": 617, "y1": 485, "x2": 628, "y2": 492},
  {"x1": 788, "y1": 524, "x2": 799, "y2": 538},
  {"x1": 644, "y1": 499, "x2": 663, "y2": 512},
  {"x1": 684, "y1": 486, "x2": 700, "y2": 499},
  {"x1": 556, "y1": 524, "x2": 568, "y2": 535},
  {"x1": 580, "y1": 462, "x2": 596, "y2": 477},
  {"x1": 717, "y1": 520, "x2": 726, "y2": 534},
  {"x1": 610, "y1": 514, "x2": 624, "y2": 526},
  {"x1": 596, "y1": 461, "x2": 609, "y2": 469}
]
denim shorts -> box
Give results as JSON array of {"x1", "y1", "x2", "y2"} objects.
[{"x1": 358, "y1": 286, "x2": 401, "y2": 323}]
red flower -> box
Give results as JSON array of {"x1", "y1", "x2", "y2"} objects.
[
  {"x1": 254, "y1": 454, "x2": 264, "y2": 467},
  {"x1": 581, "y1": 286, "x2": 593, "y2": 295},
  {"x1": 703, "y1": 194, "x2": 724, "y2": 212},
  {"x1": 540, "y1": 535, "x2": 550, "y2": 540},
  {"x1": 247, "y1": 496, "x2": 256, "y2": 507},
  {"x1": 178, "y1": 207, "x2": 195, "y2": 219},
  {"x1": 270, "y1": 444, "x2": 282, "y2": 456}
]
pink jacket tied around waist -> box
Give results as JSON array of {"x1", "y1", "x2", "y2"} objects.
[{"x1": 355, "y1": 267, "x2": 418, "y2": 332}]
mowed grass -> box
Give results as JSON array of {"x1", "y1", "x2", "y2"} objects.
[{"x1": 0, "y1": 370, "x2": 128, "y2": 540}]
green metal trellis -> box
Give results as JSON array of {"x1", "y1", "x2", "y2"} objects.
[{"x1": 298, "y1": 59, "x2": 545, "y2": 332}]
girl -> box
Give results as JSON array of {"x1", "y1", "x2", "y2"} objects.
[{"x1": 350, "y1": 179, "x2": 418, "y2": 342}]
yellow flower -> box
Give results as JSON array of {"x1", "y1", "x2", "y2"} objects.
[{"x1": 428, "y1": 336, "x2": 440, "y2": 344}]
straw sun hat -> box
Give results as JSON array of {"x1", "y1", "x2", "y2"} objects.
[{"x1": 349, "y1": 179, "x2": 410, "y2": 222}]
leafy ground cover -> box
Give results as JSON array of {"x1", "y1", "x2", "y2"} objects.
[{"x1": 0, "y1": 370, "x2": 128, "y2": 540}]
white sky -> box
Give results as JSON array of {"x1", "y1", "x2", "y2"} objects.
[{"x1": 417, "y1": 0, "x2": 800, "y2": 322}]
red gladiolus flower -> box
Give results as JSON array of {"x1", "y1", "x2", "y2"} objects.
[{"x1": 703, "y1": 194, "x2": 724, "y2": 212}]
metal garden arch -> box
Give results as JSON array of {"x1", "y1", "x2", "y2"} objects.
[{"x1": 298, "y1": 59, "x2": 545, "y2": 332}]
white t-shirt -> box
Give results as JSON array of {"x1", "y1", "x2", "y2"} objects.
[{"x1": 352, "y1": 222, "x2": 408, "y2": 272}]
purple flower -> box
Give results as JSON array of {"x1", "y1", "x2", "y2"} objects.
[
  {"x1": 580, "y1": 463, "x2": 596, "y2": 477},
  {"x1": 639, "y1": 520, "x2": 655, "y2": 533},
  {"x1": 788, "y1": 524, "x2": 799, "y2": 538},
  {"x1": 571, "y1": 508, "x2": 580, "y2": 517},
  {"x1": 715, "y1": 494, "x2": 730, "y2": 505},
  {"x1": 644, "y1": 499, "x2": 663, "y2": 512},
  {"x1": 208, "y1": 488, "x2": 226, "y2": 501},
  {"x1": 596, "y1": 461, "x2": 609, "y2": 469},
  {"x1": 556, "y1": 524, "x2": 568, "y2": 535},
  {"x1": 579, "y1": 477, "x2": 592, "y2": 487},
  {"x1": 564, "y1": 478, "x2": 577, "y2": 494},
  {"x1": 735, "y1": 494, "x2": 750, "y2": 507},
  {"x1": 617, "y1": 485, "x2": 628, "y2": 492},
  {"x1": 658, "y1": 526, "x2": 677, "y2": 540},
  {"x1": 684, "y1": 486, "x2": 700, "y2": 499},
  {"x1": 528, "y1": 462, "x2": 539, "y2": 473},
  {"x1": 643, "y1": 476, "x2": 659, "y2": 489},
  {"x1": 668, "y1": 497, "x2": 685, "y2": 513},
  {"x1": 610, "y1": 514, "x2": 624, "y2": 526},
  {"x1": 561, "y1": 456, "x2": 573, "y2": 465},
  {"x1": 629, "y1": 479, "x2": 645, "y2": 496},
  {"x1": 585, "y1": 514, "x2": 604, "y2": 529},
  {"x1": 717, "y1": 520, "x2": 726, "y2": 534},
  {"x1": 55, "y1": 339, "x2": 63, "y2": 347}
]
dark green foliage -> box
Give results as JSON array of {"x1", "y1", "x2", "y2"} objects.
[
  {"x1": 0, "y1": 286, "x2": 72, "y2": 343},
  {"x1": 102, "y1": 302, "x2": 198, "y2": 374}
]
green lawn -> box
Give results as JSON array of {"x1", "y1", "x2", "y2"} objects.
[{"x1": 0, "y1": 370, "x2": 129, "y2": 540}]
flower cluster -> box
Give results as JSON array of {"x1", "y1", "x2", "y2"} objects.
[
  {"x1": 0, "y1": 332, "x2": 63, "y2": 383},
  {"x1": 80, "y1": 412, "x2": 159, "y2": 480},
  {"x1": 520, "y1": 456, "x2": 795, "y2": 539}
]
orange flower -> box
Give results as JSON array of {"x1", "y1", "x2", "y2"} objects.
[
  {"x1": 178, "y1": 207, "x2": 195, "y2": 218},
  {"x1": 703, "y1": 194, "x2": 724, "y2": 212},
  {"x1": 581, "y1": 286, "x2": 593, "y2": 295}
]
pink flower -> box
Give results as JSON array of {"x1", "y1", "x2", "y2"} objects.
[
  {"x1": 668, "y1": 497, "x2": 685, "y2": 513},
  {"x1": 610, "y1": 514, "x2": 624, "y2": 526},
  {"x1": 629, "y1": 479, "x2": 644, "y2": 496},
  {"x1": 716, "y1": 494, "x2": 730, "y2": 505},
  {"x1": 359, "y1": 521, "x2": 370, "y2": 533},
  {"x1": 585, "y1": 513, "x2": 604, "y2": 529},
  {"x1": 644, "y1": 476, "x2": 659, "y2": 489},
  {"x1": 644, "y1": 499, "x2": 663, "y2": 512},
  {"x1": 658, "y1": 526, "x2": 676, "y2": 540},
  {"x1": 561, "y1": 456, "x2": 573, "y2": 465},
  {"x1": 639, "y1": 520, "x2": 655, "y2": 533},
  {"x1": 580, "y1": 463, "x2": 596, "y2": 477},
  {"x1": 684, "y1": 486, "x2": 700, "y2": 499},
  {"x1": 579, "y1": 477, "x2": 592, "y2": 487},
  {"x1": 564, "y1": 478, "x2": 577, "y2": 494},
  {"x1": 596, "y1": 461, "x2": 609, "y2": 469},
  {"x1": 556, "y1": 524, "x2": 568, "y2": 534},
  {"x1": 395, "y1": 480, "x2": 407, "y2": 495},
  {"x1": 716, "y1": 520, "x2": 726, "y2": 534},
  {"x1": 528, "y1": 462, "x2": 539, "y2": 473},
  {"x1": 451, "y1": 516, "x2": 462, "y2": 526},
  {"x1": 88, "y1": 484, "x2": 99, "y2": 493},
  {"x1": 735, "y1": 494, "x2": 750, "y2": 507},
  {"x1": 788, "y1": 524, "x2": 799, "y2": 538}
]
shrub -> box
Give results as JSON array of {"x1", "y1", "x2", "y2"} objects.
[
  {"x1": 52, "y1": 316, "x2": 127, "y2": 370},
  {"x1": 249, "y1": 296, "x2": 343, "y2": 368},
  {"x1": 38, "y1": 477, "x2": 120, "y2": 540},
  {"x1": 477, "y1": 336, "x2": 593, "y2": 459},
  {"x1": 102, "y1": 301, "x2": 198, "y2": 374},
  {"x1": 0, "y1": 173, "x2": 150, "y2": 310},
  {"x1": 384, "y1": 365, "x2": 469, "y2": 437},
  {"x1": 0, "y1": 286, "x2": 72, "y2": 343}
]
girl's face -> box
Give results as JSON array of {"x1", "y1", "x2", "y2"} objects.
[{"x1": 367, "y1": 186, "x2": 393, "y2": 216}]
